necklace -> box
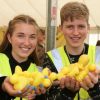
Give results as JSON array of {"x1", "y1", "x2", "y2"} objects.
[{"x1": 66, "y1": 45, "x2": 85, "y2": 64}]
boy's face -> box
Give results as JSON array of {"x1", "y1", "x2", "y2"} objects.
[{"x1": 61, "y1": 18, "x2": 90, "y2": 48}]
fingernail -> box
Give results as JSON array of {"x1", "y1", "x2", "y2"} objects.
[
  {"x1": 26, "y1": 84, "x2": 30, "y2": 88},
  {"x1": 39, "y1": 84, "x2": 44, "y2": 88},
  {"x1": 44, "y1": 76, "x2": 48, "y2": 78},
  {"x1": 18, "y1": 90, "x2": 22, "y2": 94},
  {"x1": 32, "y1": 86, "x2": 36, "y2": 90},
  {"x1": 33, "y1": 94, "x2": 36, "y2": 96}
]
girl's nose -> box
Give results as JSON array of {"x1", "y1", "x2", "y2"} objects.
[{"x1": 24, "y1": 38, "x2": 30, "y2": 45}]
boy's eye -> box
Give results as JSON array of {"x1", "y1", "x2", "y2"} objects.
[
  {"x1": 66, "y1": 25, "x2": 73, "y2": 29},
  {"x1": 79, "y1": 25, "x2": 85, "y2": 29}
]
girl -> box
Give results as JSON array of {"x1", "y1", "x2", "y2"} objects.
[{"x1": 0, "y1": 14, "x2": 45, "y2": 100}]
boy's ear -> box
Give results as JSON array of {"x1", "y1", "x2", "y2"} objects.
[
  {"x1": 88, "y1": 24, "x2": 90, "y2": 30},
  {"x1": 58, "y1": 25, "x2": 63, "y2": 31}
]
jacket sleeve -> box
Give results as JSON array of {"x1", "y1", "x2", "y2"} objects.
[
  {"x1": 88, "y1": 80, "x2": 100, "y2": 100},
  {"x1": 45, "y1": 85, "x2": 77, "y2": 100},
  {"x1": 0, "y1": 76, "x2": 15, "y2": 100},
  {"x1": 42, "y1": 53, "x2": 58, "y2": 72},
  {"x1": 0, "y1": 76, "x2": 6, "y2": 91}
]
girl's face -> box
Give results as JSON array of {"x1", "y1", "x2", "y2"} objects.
[
  {"x1": 8, "y1": 23, "x2": 37, "y2": 62},
  {"x1": 61, "y1": 18, "x2": 90, "y2": 48}
]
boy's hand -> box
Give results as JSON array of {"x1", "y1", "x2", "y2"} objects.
[
  {"x1": 59, "y1": 76, "x2": 80, "y2": 92},
  {"x1": 80, "y1": 71, "x2": 98, "y2": 90}
]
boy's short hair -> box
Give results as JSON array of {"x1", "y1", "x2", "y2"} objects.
[{"x1": 60, "y1": 2, "x2": 89, "y2": 25}]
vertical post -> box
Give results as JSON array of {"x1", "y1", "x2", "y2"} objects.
[{"x1": 46, "y1": 0, "x2": 57, "y2": 51}]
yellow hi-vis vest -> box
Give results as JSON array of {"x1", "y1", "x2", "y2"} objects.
[
  {"x1": 0, "y1": 53, "x2": 38, "y2": 100},
  {"x1": 47, "y1": 45, "x2": 95, "y2": 100}
]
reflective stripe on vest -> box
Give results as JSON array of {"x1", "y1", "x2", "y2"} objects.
[
  {"x1": 47, "y1": 45, "x2": 96, "y2": 100},
  {"x1": 95, "y1": 46, "x2": 100, "y2": 70},
  {"x1": 0, "y1": 53, "x2": 38, "y2": 100},
  {"x1": 47, "y1": 46, "x2": 70, "y2": 72}
]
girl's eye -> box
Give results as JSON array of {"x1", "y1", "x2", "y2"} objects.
[
  {"x1": 30, "y1": 35, "x2": 36, "y2": 39},
  {"x1": 17, "y1": 34, "x2": 24, "y2": 38}
]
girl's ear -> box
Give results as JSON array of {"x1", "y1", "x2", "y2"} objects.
[
  {"x1": 7, "y1": 34, "x2": 11, "y2": 43},
  {"x1": 87, "y1": 24, "x2": 90, "y2": 34}
]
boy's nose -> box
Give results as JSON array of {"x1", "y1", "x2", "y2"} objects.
[{"x1": 73, "y1": 28, "x2": 79, "y2": 35}]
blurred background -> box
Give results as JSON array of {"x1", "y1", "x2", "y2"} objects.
[{"x1": 0, "y1": 0, "x2": 100, "y2": 48}]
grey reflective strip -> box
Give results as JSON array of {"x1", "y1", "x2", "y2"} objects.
[
  {"x1": 51, "y1": 49, "x2": 63, "y2": 72},
  {"x1": 80, "y1": 98, "x2": 92, "y2": 100},
  {"x1": 0, "y1": 73, "x2": 3, "y2": 77},
  {"x1": 95, "y1": 46, "x2": 100, "y2": 70},
  {"x1": 37, "y1": 66, "x2": 43, "y2": 72}
]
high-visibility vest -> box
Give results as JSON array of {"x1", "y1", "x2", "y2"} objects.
[
  {"x1": 0, "y1": 53, "x2": 38, "y2": 100},
  {"x1": 47, "y1": 45, "x2": 95, "y2": 100}
]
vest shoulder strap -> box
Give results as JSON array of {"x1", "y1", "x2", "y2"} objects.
[
  {"x1": 28, "y1": 63, "x2": 38, "y2": 72},
  {"x1": 88, "y1": 45, "x2": 96, "y2": 64},
  {"x1": 0, "y1": 53, "x2": 12, "y2": 76},
  {"x1": 47, "y1": 46, "x2": 70, "y2": 72}
]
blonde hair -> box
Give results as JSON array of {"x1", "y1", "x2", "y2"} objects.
[{"x1": 60, "y1": 2, "x2": 89, "y2": 25}]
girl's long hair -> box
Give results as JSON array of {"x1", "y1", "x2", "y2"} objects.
[{"x1": 0, "y1": 14, "x2": 40, "y2": 65}]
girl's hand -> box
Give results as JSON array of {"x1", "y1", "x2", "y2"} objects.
[
  {"x1": 35, "y1": 86, "x2": 46, "y2": 95},
  {"x1": 2, "y1": 77, "x2": 36, "y2": 99}
]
